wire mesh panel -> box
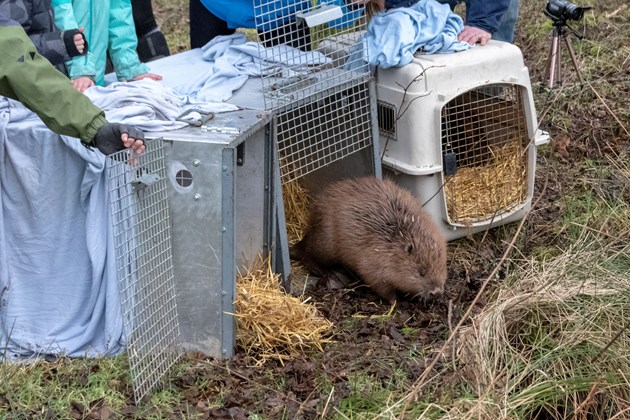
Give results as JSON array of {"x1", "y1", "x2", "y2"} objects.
[
  {"x1": 105, "y1": 140, "x2": 181, "y2": 403},
  {"x1": 277, "y1": 81, "x2": 373, "y2": 182},
  {"x1": 441, "y1": 83, "x2": 530, "y2": 224},
  {"x1": 254, "y1": 0, "x2": 370, "y2": 109}
]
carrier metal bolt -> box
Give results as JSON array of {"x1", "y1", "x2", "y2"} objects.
[
  {"x1": 194, "y1": 193, "x2": 202, "y2": 201},
  {"x1": 192, "y1": 159, "x2": 200, "y2": 167},
  {"x1": 222, "y1": 227, "x2": 226, "y2": 232}
]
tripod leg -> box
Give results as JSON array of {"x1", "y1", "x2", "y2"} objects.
[
  {"x1": 547, "y1": 28, "x2": 560, "y2": 88},
  {"x1": 563, "y1": 35, "x2": 584, "y2": 85},
  {"x1": 556, "y1": 35, "x2": 562, "y2": 86}
]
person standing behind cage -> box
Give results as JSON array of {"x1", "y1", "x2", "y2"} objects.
[
  {"x1": 52, "y1": 0, "x2": 162, "y2": 92},
  {"x1": 0, "y1": 0, "x2": 87, "y2": 75},
  {"x1": 1, "y1": 13, "x2": 146, "y2": 155},
  {"x1": 189, "y1": 0, "x2": 313, "y2": 50},
  {"x1": 351, "y1": 0, "x2": 518, "y2": 45},
  {"x1": 130, "y1": 0, "x2": 170, "y2": 62}
]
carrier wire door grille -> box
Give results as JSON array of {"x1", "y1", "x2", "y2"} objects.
[
  {"x1": 106, "y1": 140, "x2": 181, "y2": 403},
  {"x1": 254, "y1": 0, "x2": 370, "y2": 110},
  {"x1": 277, "y1": 81, "x2": 373, "y2": 182},
  {"x1": 441, "y1": 84, "x2": 530, "y2": 225}
]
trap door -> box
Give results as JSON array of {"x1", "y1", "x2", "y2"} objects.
[
  {"x1": 254, "y1": 0, "x2": 380, "y2": 183},
  {"x1": 254, "y1": 0, "x2": 370, "y2": 110},
  {"x1": 440, "y1": 83, "x2": 531, "y2": 225},
  {"x1": 106, "y1": 140, "x2": 181, "y2": 403}
]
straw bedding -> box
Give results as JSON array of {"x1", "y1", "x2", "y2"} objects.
[{"x1": 444, "y1": 140, "x2": 527, "y2": 224}]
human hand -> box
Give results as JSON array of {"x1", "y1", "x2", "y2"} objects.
[
  {"x1": 93, "y1": 123, "x2": 145, "y2": 155},
  {"x1": 121, "y1": 131, "x2": 146, "y2": 155},
  {"x1": 458, "y1": 25, "x2": 492, "y2": 46},
  {"x1": 131, "y1": 73, "x2": 163, "y2": 82},
  {"x1": 74, "y1": 28, "x2": 85, "y2": 54},
  {"x1": 72, "y1": 76, "x2": 95, "y2": 93}
]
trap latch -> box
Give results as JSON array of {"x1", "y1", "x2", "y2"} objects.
[
  {"x1": 131, "y1": 172, "x2": 160, "y2": 193},
  {"x1": 176, "y1": 109, "x2": 215, "y2": 127}
]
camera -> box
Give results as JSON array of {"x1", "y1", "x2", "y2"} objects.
[{"x1": 545, "y1": 0, "x2": 591, "y2": 23}]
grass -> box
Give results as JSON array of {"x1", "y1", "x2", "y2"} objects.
[
  {"x1": 0, "y1": 356, "x2": 130, "y2": 418},
  {"x1": 1, "y1": 0, "x2": 629, "y2": 418}
]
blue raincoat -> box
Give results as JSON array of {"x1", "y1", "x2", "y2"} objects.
[
  {"x1": 200, "y1": 0, "x2": 362, "y2": 31},
  {"x1": 52, "y1": 0, "x2": 149, "y2": 86}
]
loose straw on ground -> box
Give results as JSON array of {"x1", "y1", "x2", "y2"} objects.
[{"x1": 234, "y1": 256, "x2": 333, "y2": 366}]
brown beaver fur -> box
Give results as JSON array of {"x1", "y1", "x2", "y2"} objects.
[{"x1": 291, "y1": 176, "x2": 447, "y2": 303}]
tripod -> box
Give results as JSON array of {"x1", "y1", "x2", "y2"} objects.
[{"x1": 546, "y1": 22, "x2": 584, "y2": 88}]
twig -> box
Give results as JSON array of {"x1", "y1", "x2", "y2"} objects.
[
  {"x1": 320, "y1": 386, "x2": 335, "y2": 419},
  {"x1": 399, "y1": 173, "x2": 550, "y2": 416},
  {"x1": 586, "y1": 81, "x2": 630, "y2": 138}
]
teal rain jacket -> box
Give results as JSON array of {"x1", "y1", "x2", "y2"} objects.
[{"x1": 52, "y1": 0, "x2": 149, "y2": 86}]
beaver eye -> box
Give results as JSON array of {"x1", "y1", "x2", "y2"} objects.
[
  {"x1": 405, "y1": 243, "x2": 414, "y2": 254},
  {"x1": 419, "y1": 268, "x2": 427, "y2": 277}
]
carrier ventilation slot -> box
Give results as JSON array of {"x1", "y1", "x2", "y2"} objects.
[{"x1": 377, "y1": 101, "x2": 397, "y2": 140}]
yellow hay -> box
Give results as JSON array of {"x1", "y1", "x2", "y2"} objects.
[
  {"x1": 282, "y1": 179, "x2": 311, "y2": 245},
  {"x1": 234, "y1": 256, "x2": 333, "y2": 366},
  {"x1": 445, "y1": 141, "x2": 527, "y2": 224}
]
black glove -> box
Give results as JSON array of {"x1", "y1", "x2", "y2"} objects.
[
  {"x1": 92, "y1": 123, "x2": 145, "y2": 155},
  {"x1": 63, "y1": 29, "x2": 88, "y2": 58}
]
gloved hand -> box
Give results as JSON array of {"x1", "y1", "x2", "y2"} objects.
[{"x1": 93, "y1": 123, "x2": 145, "y2": 155}]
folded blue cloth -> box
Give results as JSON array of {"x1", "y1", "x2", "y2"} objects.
[
  {"x1": 361, "y1": 0, "x2": 472, "y2": 68},
  {"x1": 176, "y1": 33, "x2": 331, "y2": 103}
]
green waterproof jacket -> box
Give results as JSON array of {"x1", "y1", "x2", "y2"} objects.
[
  {"x1": 52, "y1": 0, "x2": 149, "y2": 86},
  {"x1": 0, "y1": 15, "x2": 106, "y2": 142}
]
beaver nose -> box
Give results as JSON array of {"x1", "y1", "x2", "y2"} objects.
[{"x1": 429, "y1": 287, "x2": 443, "y2": 296}]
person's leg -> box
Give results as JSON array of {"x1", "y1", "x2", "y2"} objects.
[
  {"x1": 493, "y1": 0, "x2": 520, "y2": 42},
  {"x1": 189, "y1": 0, "x2": 235, "y2": 49},
  {"x1": 131, "y1": 0, "x2": 170, "y2": 62}
]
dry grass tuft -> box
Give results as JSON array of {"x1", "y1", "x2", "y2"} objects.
[
  {"x1": 445, "y1": 140, "x2": 528, "y2": 224},
  {"x1": 452, "y1": 229, "x2": 630, "y2": 419},
  {"x1": 234, "y1": 257, "x2": 333, "y2": 366}
]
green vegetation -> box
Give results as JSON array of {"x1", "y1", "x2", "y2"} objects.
[{"x1": 1, "y1": 0, "x2": 628, "y2": 418}]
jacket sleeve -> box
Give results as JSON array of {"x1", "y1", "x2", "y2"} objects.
[
  {"x1": 52, "y1": 0, "x2": 97, "y2": 79},
  {"x1": 0, "y1": 25, "x2": 106, "y2": 142},
  {"x1": 465, "y1": 0, "x2": 510, "y2": 34},
  {"x1": 108, "y1": 0, "x2": 149, "y2": 81}
]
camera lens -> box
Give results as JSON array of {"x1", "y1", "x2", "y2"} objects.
[{"x1": 545, "y1": 0, "x2": 588, "y2": 22}]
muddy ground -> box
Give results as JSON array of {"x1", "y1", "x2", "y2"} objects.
[{"x1": 57, "y1": 2, "x2": 630, "y2": 419}]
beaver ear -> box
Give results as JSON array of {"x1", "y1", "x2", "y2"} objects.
[{"x1": 405, "y1": 243, "x2": 414, "y2": 254}]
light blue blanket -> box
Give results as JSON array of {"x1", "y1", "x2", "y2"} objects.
[
  {"x1": 176, "y1": 33, "x2": 332, "y2": 102},
  {"x1": 0, "y1": 99, "x2": 124, "y2": 359},
  {"x1": 360, "y1": 0, "x2": 472, "y2": 68}
]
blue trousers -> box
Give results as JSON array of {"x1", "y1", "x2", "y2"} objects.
[
  {"x1": 435, "y1": 0, "x2": 520, "y2": 42},
  {"x1": 385, "y1": 0, "x2": 520, "y2": 43}
]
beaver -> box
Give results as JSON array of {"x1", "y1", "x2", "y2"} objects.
[{"x1": 290, "y1": 176, "x2": 447, "y2": 303}]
